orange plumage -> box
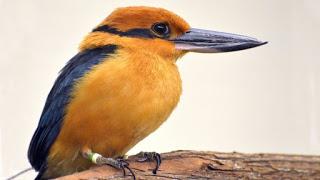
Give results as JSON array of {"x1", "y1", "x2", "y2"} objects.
[
  {"x1": 47, "y1": 48, "x2": 183, "y2": 177},
  {"x1": 45, "y1": 7, "x2": 188, "y2": 178},
  {"x1": 28, "y1": 6, "x2": 266, "y2": 179}
]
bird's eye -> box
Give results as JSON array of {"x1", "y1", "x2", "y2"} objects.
[{"x1": 151, "y1": 22, "x2": 170, "y2": 38}]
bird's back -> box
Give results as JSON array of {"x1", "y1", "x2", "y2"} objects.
[{"x1": 28, "y1": 45, "x2": 117, "y2": 179}]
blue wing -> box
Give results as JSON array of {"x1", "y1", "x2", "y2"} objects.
[{"x1": 28, "y1": 45, "x2": 117, "y2": 174}]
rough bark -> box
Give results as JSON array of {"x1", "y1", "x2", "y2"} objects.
[{"x1": 57, "y1": 150, "x2": 320, "y2": 180}]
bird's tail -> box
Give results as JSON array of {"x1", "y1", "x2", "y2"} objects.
[{"x1": 6, "y1": 167, "x2": 33, "y2": 180}]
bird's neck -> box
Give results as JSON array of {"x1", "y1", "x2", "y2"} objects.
[{"x1": 116, "y1": 47, "x2": 179, "y2": 82}]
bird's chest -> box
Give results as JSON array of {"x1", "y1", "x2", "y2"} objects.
[
  {"x1": 47, "y1": 55, "x2": 182, "y2": 175},
  {"x1": 62, "y1": 54, "x2": 182, "y2": 153},
  {"x1": 122, "y1": 61, "x2": 182, "y2": 140}
]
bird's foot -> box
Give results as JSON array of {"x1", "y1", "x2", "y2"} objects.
[
  {"x1": 136, "y1": 151, "x2": 162, "y2": 174},
  {"x1": 82, "y1": 151, "x2": 135, "y2": 180}
]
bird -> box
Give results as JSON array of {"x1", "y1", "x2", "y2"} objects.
[{"x1": 28, "y1": 6, "x2": 266, "y2": 180}]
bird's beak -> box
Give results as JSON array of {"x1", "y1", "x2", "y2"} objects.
[{"x1": 172, "y1": 28, "x2": 267, "y2": 53}]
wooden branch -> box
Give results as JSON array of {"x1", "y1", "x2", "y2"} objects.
[{"x1": 57, "y1": 150, "x2": 320, "y2": 179}]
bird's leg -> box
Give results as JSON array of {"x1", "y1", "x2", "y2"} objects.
[
  {"x1": 82, "y1": 149, "x2": 135, "y2": 180},
  {"x1": 136, "y1": 151, "x2": 162, "y2": 174}
]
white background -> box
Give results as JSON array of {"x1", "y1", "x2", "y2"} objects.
[{"x1": 1, "y1": 0, "x2": 320, "y2": 179}]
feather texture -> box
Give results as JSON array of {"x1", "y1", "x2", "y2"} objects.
[{"x1": 28, "y1": 45, "x2": 117, "y2": 178}]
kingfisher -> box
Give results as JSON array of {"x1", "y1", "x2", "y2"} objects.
[{"x1": 28, "y1": 6, "x2": 266, "y2": 179}]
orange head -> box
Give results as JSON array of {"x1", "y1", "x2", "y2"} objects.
[{"x1": 80, "y1": 6, "x2": 266, "y2": 61}]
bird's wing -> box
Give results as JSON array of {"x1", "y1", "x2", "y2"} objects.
[{"x1": 28, "y1": 45, "x2": 117, "y2": 172}]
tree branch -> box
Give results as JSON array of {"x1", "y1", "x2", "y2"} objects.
[{"x1": 57, "y1": 150, "x2": 320, "y2": 179}]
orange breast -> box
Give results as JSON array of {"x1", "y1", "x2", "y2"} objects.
[{"x1": 46, "y1": 48, "x2": 182, "y2": 177}]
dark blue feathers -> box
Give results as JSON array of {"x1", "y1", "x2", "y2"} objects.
[{"x1": 28, "y1": 45, "x2": 117, "y2": 177}]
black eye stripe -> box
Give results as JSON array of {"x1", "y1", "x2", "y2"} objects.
[
  {"x1": 92, "y1": 25, "x2": 157, "y2": 39},
  {"x1": 92, "y1": 24, "x2": 171, "y2": 39}
]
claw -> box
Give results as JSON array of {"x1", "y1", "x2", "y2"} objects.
[
  {"x1": 137, "y1": 151, "x2": 162, "y2": 174},
  {"x1": 83, "y1": 151, "x2": 136, "y2": 180},
  {"x1": 153, "y1": 153, "x2": 161, "y2": 174},
  {"x1": 124, "y1": 164, "x2": 136, "y2": 180},
  {"x1": 115, "y1": 158, "x2": 136, "y2": 180}
]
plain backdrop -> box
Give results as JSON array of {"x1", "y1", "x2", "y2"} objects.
[{"x1": 1, "y1": 0, "x2": 320, "y2": 179}]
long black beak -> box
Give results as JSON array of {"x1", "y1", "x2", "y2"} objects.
[{"x1": 172, "y1": 28, "x2": 267, "y2": 53}]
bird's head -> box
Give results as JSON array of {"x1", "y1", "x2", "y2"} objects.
[{"x1": 80, "y1": 6, "x2": 266, "y2": 61}]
